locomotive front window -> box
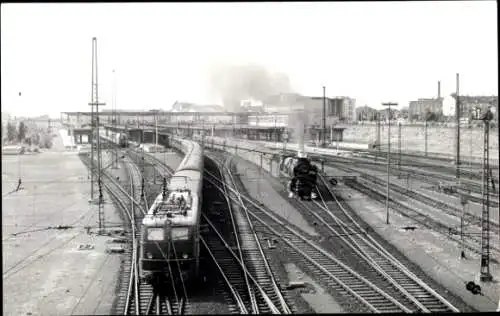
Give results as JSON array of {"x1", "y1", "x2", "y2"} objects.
[
  {"x1": 171, "y1": 227, "x2": 189, "y2": 241},
  {"x1": 147, "y1": 228, "x2": 164, "y2": 241}
]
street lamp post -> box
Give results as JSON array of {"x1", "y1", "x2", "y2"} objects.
[{"x1": 382, "y1": 102, "x2": 398, "y2": 225}]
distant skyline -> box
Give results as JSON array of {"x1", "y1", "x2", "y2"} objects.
[{"x1": 1, "y1": 2, "x2": 498, "y2": 118}]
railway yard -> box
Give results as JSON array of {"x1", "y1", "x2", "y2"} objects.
[
  {"x1": 2, "y1": 128, "x2": 499, "y2": 315},
  {"x1": 3, "y1": 2, "x2": 499, "y2": 314}
]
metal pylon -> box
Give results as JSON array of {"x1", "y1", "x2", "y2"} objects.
[
  {"x1": 376, "y1": 114, "x2": 381, "y2": 164},
  {"x1": 398, "y1": 122, "x2": 402, "y2": 178},
  {"x1": 480, "y1": 109, "x2": 493, "y2": 282},
  {"x1": 112, "y1": 69, "x2": 118, "y2": 169},
  {"x1": 89, "y1": 37, "x2": 106, "y2": 234}
]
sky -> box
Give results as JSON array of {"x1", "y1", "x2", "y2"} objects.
[{"x1": 1, "y1": 2, "x2": 498, "y2": 118}]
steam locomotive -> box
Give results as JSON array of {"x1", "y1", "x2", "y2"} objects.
[{"x1": 280, "y1": 151, "x2": 319, "y2": 200}]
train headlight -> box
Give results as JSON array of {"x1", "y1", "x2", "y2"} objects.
[
  {"x1": 146, "y1": 252, "x2": 153, "y2": 259},
  {"x1": 147, "y1": 228, "x2": 164, "y2": 241},
  {"x1": 171, "y1": 227, "x2": 189, "y2": 241},
  {"x1": 182, "y1": 253, "x2": 188, "y2": 259}
]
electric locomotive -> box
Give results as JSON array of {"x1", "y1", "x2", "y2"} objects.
[{"x1": 139, "y1": 138, "x2": 203, "y2": 285}]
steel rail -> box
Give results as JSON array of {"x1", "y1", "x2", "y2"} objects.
[
  {"x1": 200, "y1": 236, "x2": 249, "y2": 314},
  {"x1": 217, "y1": 154, "x2": 259, "y2": 313},
  {"x1": 201, "y1": 213, "x2": 282, "y2": 314},
  {"x1": 203, "y1": 169, "x2": 409, "y2": 313},
  {"x1": 222, "y1": 154, "x2": 292, "y2": 314},
  {"x1": 317, "y1": 173, "x2": 460, "y2": 312}
]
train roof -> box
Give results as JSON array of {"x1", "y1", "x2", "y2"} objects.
[
  {"x1": 143, "y1": 169, "x2": 202, "y2": 227},
  {"x1": 143, "y1": 190, "x2": 200, "y2": 226}
]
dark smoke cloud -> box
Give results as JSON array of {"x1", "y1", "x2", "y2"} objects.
[{"x1": 208, "y1": 63, "x2": 294, "y2": 111}]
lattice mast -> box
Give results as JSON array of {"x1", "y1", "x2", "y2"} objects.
[
  {"x1": 90, "y1": 45, "x2": 95, "y2": 200},
  {"x1": 89, "y1": 37, "x2": 106, "y2": 234},
  {"x1": 112, "y1": 69, "x2": 118, "y2": 169},
  {"x1": 455, "y1": 73, "x2": 460, "y2": 181},
  {"x1": 398, "y1": 122, "x2": 402, "y2": 178},
  {"x1": 479, "y1": 108, "x2": 494, "y2": 282}
]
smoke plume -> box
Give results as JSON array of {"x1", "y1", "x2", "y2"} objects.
[
  {"x1": 290, "y1": 110, "x2": 308, "y2": 152},
  {"x1": 208, "y1": 63, "x2": 294, "y2": 111}
]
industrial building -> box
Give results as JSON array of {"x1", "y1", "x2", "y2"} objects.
[
  {"x1": 263, "y1": 93, "x2": 356, "y2": 124},
  {"x1": 450, "y1": 94, "x2": 498, "y2": 121},
  {"x1": 355, "y1": 105, "x2": 378, "y2": 121},
  {"x1": 408, "y1": 81, "x2": 444, "y2": 121},
  {"x1": 408, "y1": 98, "x2": 444, "y2": 120}
]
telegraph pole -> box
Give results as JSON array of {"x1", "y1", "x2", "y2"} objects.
[
  {"x1": 382, "y1": 102, "x2": 398, "y2": 225},
  {"x1": 398, "y1": 122, "x2": 402, "y2": 178},
  {"x1": 155, "y1": 113, "x2": 158, "y2": 148},
  {"x1": 455, "y1": 73, "x2": 461, "y2": 181},
  {"x1": 375, "y1": 112, "x2": 381, "y2": 164},
  {"x1": 88, "y1": 37, "x2": 106, "y2": 234},
  {"x1": 17, "y1": 92, "x2": 23, "y2": 188},
  {"x1": 322, "y1": 86, "x2": 327, "y2": 148},
  {"x1": 424, "y1": 119, "x2": 428, "y2": 156}
]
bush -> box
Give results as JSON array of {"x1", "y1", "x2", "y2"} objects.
[{"x1": 39, "y1": 133, "x2": 53, "y2": 149}]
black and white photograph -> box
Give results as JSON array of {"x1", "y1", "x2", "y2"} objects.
[{"x1": 1, "y1": 1, "x2": 498, "y2": 314}]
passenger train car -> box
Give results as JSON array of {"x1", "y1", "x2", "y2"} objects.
[
  {"x1": 139, "y1": 137, "x2": 204, "y2": 285},
  {"x1": 100, "y1": 130, "x2": 129, "y2": 148}
]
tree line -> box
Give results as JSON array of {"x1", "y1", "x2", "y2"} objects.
[{"x1": 2, "y1": 120, "x2": 53, "y2": 149}]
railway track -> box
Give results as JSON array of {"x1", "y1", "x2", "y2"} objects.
[
  {"x1": 342, "y1": 178, "x2": 499, "y2": 262},
  {"x1": 79, "y1": 153, "x2": 142, "y2": 314},
  {"x1": 306, "y1": 175, "x2": 462, "y2": 312},
  {"x1": 319, "y1": 155, "x2": 499, "y2": 203},
  {"x1": 128, "y1": 139, "x2": 463, "y2": 313},
  {"x1": 326, "y1": 161, "x2": 499, "y2": 237},
  {"x1": 354, "y1": 170, "x2": 499, "y2": 228},
  {"x1": 205, "y1": 152, "x2": 293, "y2": 314},
  {"x1": 201, "y1": 153, "x2": 457, "y2": 313},
  {"x1": 139, "y1": 146, "x2": 292, "y2": 314},
  {"x1": 197, "y1": 137, "x2": 498, "y2": 200},
  {"x1": 196, "y1": 138, "x2": 498, "y2": 254},
  {"x1": 359, "y1": 149, "x2": 498, "y2": 182},
  {"x1": 211, "y1": 149, "x2": 464, "y2": 313},
  {"x1": 81, "y1": 150, "x2": 185, "y2": 315},
  {"x1": 203, "y1": 166, "x2": 411, "y2": 312}
]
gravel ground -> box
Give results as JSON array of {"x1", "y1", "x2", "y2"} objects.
[
  {"x1": 2, "y1": 133, "x2": 124, "y2": 315},
  {"x1": 226, "y1": 153, "x2": 346, "y2": 312},
  {"x1": 284, "y1": 262, "x2": 345, "y2": 313},
  {"x1": 323, "y1": 162, "x2": 499, "y2": 226},
  {"x1": 232, "y1": 158, "x2": 319, "y2": 237},
  {"x1": 342, "y1": 184, "x2": 499, "y2": 311},
  {"x1": 321, "y1": 163, "x2": 500, "y2": 254}
]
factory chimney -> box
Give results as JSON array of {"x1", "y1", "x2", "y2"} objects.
[{"x1": 438, "y1": 81, "x2": 441, "y2": 99}]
